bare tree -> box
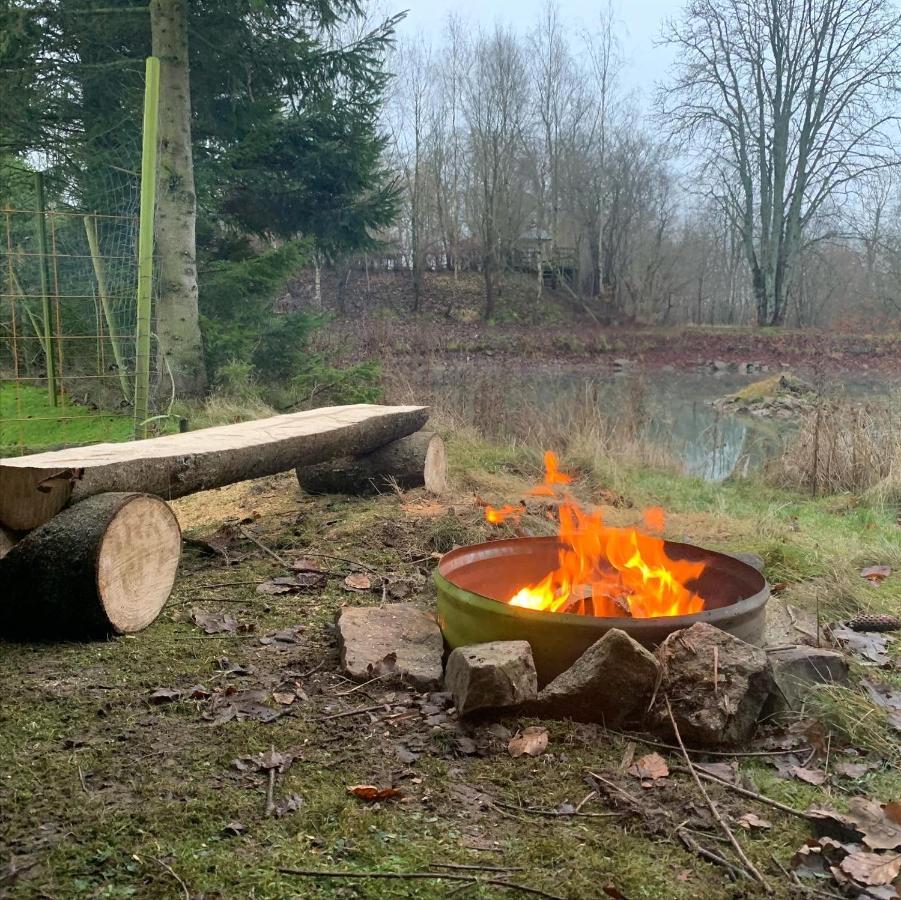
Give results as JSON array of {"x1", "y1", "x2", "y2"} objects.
[{"x1": 661, "y1": 0, "x2": 901, "y2": 325}]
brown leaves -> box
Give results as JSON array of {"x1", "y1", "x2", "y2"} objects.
[
  {"x1": 860, "y1": 565, "x2": 892, "y2": 583},
  {"x1": 830, "y1": 625, "x2": 895, "y2": 667},
  {"x1": 347, "y1": 784, "x2": 402, "y2": 802},
  {"x1": 343, "y1": 573, "x2": 372, "y2": 592},
  {"x1": 862, "y1": 680, "x2": 901, "y2": 733},
  {"x1": 738, "y1": 813, "x2": 772, "y2": 831},
  {"x1": 840, "y1": 850, "x2": 901, "y2": 886},
  {"x1": 257, "y1": 574, "x2": 325, "y2": 595},
  {"x1": 809, "y1": 797, "x2": 901, "y2": 851},
  {"x1": 627, "y1": 753, "x2": 670, "y2": 783},
  {"x1": 148, "y1": 687, "x2": 181, "y2": 705},
  {"x1": 233, "y1": 748, "x2": 294, "y2": 774},
  {"x1": 507, "y1": 726, "x2": 549, "y2": 758},
  {"x1": 191, "y1": 609, "x2": 254, "y2": 634},
  {"x1": 789, "y1": 765, "x2": 827, "y2": 786}
]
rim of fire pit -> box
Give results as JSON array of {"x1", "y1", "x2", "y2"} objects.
[{"x1": 434, "y1": 536, "x2": 769, "y2": 685}]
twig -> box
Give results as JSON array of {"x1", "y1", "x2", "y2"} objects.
[
  {"x1": 288, "y1": 550, "x2": 381, "y2": 575},
  {"x1": 432, "y1": 863, "x2": 523, "y2": 873},
  {"x1": 606, "y1": 729, "x2": 803, "y2": 757},
  {"x1": 574, "y1": 790, "x2": 597, "y2": 813},
  {"x1": 77, "y1": 764, "x2": 89, "y2": 794},
  {"x1": 585, "y1": 772, "x2": 644, "y2": 807},
  {"x1": 676, "y1": 827, "x2": 748, "y2": 881},
  {"x1": 277, "y1": 868, "x2": 564, "y2": 899},
  {"x1": 238, "y1": 525, "x2": 292, "y2": 568},
  {"x1": 668, "y1": 765, "x2": 812, "y2": 820},
  {"x1": 770, "y1": 854, "x2": 846, "y2": 900},
  {"x1": 494, "y1": 800, "x2": 622, "y2": 820},
  {"x1": 265, "y1": 767, "x2": 277, "y2": 817},
  {"x1": 335, "y1": 674, "x2": 388, "y2": 696},
  {"x1": 665, "y1": 697, "x2": 770, "y2": 889},
  {"x1": 298, "y1": 661, "x2": 325, "y2": 679},
  {"x1": 319, "y1": 703, "x2": 394, "y2": 721},
  {"x1": 147, "y1": 856, "x2": 190, "y2": 900}
]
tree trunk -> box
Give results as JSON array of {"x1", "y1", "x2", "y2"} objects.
[
  {"x1": 297, "y1": 431, "x2": 447, "y2": 496},
  {"x1": 150, "y1": 0, "x2": 208, "y2": 397},
  {"x1": 0, "y1": 493, "x2": 181, "y2": 640},
  {"x1": 0, "y1": 404, "x2": 430, "y2": 531}
]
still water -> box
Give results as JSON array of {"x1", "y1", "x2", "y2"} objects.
[{"x1": 426, "y1": 365, "x2": 897, "y2": 482}]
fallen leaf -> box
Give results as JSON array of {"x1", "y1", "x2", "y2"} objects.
[
  {"x1": 602, "y1": 884, "x2": 628, "y2": 899},
  {"x1": 809, "y1": 797, "x2": 901, "y2": 851},
  {"x1": 696, "y1": 760, "x2": 739, "y2": 784},
  {"x1": 790, "y1": 765, "x2": 827, "y2": 786},
  {"x1": 259, "y1": 626, "x2": 305, "y2": 646},
  {"x1": 835, "y1": 761, "x2": 881, "y2": 779},
  {"x1": 860, "y1": 566, "x2": 892, "y2": 583},
  {"x1": 272, "y1": 692, "x2": 296, "y2": 706},
  {"x1": 508, "y1": 726, "x2": 549, "y2": 758},
  {"x1": 830, "y1": 626, "x2": 894, "y2": 667},
  {"x1": 348, "y1": 784, "x2": 402, "y2": 802},
  {"x1": 291, "y1": 557, "x2": 324, "y2": 573},
  {"x1": 192, "y1": 609, "x2": 239, "y2": 634},
  {"x1": 840, "y1": 851, "x2": 901, "y2": 886},
  {"x1": 344, "y1": 573, "x2": 373, "y2": 591},
  {"x1": 257, "y1": 581, "x2": 295, "y2": 596},
  {"x1": 273, "y1": 793, "x2": 303, "y2": 818},
  {"x1": 186, "y1": 684, "x2": 212, "y2": 700},
  {"x1": 148, "y1": 688, "x2": 181, "y2": 705},
  {"x1": 184, "y1": 524, "x2": 244, "y2": 560},
  {"x1": 627, "y1": 752, "x2": 669, "y2": 781},
  {"x1": 222, "y1": 821, "x2": 246, "y2": 836},
  {"x1": 294, "y1": 572, "x2": 326, "y2": 589},
  {"x1": 738, "y1": 813, "x2": 772, "y2": 830}
]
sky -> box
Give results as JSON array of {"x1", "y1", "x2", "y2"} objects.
[{"x1": 392, "y1": 0, "x2": 680, "y2": 106}]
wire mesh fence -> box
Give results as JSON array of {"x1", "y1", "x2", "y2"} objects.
[{"x1": 0, "y1": 60, "x2": 162, "y2": 457}]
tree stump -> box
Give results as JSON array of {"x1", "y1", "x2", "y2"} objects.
[
  {"x1": 0, "y1": 492, "x2": 181, "y2": 640},
  {"x1": 296, "y1": 431, "x2": 447, "y2": 495}
]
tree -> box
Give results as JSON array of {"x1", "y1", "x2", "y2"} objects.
[{"x1": 661, "y1": 0, "x2": 901, "y2": 325}]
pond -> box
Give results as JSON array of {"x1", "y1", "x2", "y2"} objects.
[{"x1": 423, "y1": 364, "x2": 898, "y2": 482}]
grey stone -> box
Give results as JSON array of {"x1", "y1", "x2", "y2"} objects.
[
  {"x1": 337, "y1": 603, "x2": 444, "y2": 691},
  {"x1": 444, "y1": 641, "x2": 538, "y2": 716},
  {"x1": 531, "y1": 629, "x2": 660, "y2": 726},
  {"x1": 766, "y1": 647, "x2": 849, "y2": 716},
  {"x1": 652, "y1": 622, "x2": 773, "y2": 746}
]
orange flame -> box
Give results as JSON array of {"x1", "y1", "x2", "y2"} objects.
[
  {"x1": 485, "y1": 504, "x2": 523, "y2": 525},
  {"x1": 485, "y1": 453, "x2": 705, "y2": 619}
]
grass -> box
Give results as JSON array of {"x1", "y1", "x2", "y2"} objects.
[
  {"x1": 1, "y1": 412, "x2": 900, "y2": 898},
  {"x1": 0, "y1": 382, "x2": 137, "y2": 455}
]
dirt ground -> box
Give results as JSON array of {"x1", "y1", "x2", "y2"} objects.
[{"x1": 1, "y1": 460, "x2": 899, "y2": 899}]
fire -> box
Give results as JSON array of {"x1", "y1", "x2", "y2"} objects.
[{"x1": 486, "y1": 453, "x2": 705, "y2": 619}]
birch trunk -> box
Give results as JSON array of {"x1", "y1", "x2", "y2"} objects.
[{"x1": 150, "y1": 0, "x2": 208, "y2": 397}]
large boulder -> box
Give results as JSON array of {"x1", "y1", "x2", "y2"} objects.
[
  {"x1": 336, "y1": 604, "x2": 444, "y2": 691},
  {"x1": 652, "y1": 622, "x2": 772, "y2": 746},
  {"x1": 445, "y1": 641, "x2": 539, "y2": 716},
  {"x1": 531, "y1": 629, "x2": 660, "y2": 726}
]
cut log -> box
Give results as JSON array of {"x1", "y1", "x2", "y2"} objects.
[
  {"x1": 297, "y1": 431, "x2": 447, "y2": 495},
  {"x1": 0, "y1": 492, "x2": 181, "y2": 640},
  {"x1": 0, "y1": 404, "x2": 429, "y2": 531},
  {"x1": 0, "y1": 525, "x2": 18, "y2": 561}
]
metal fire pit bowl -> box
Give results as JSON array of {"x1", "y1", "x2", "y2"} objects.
[{"x1": 435, "y1": 536, "x2": 769, "y2": 685}]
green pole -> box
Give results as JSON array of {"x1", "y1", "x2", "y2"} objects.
[
  {"x1": 33, "y1": 171, "x2": 58, "y2": 406},
  {"x1": 134, "y1": 55, "x2": 160, "y2": 439}
]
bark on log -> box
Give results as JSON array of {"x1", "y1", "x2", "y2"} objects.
[
  {"x1": 0, "y1": 493, "x2": 181, "y2": 640},
  {"x1": 0, "y1": 404, "x2": 429, "y2": 531},
  {"x1": 0, "y1": 525, "x2": 18, "y2": 561},
  {"x1": 297, "y1": 431, "x2": 447, "y2": 495}
]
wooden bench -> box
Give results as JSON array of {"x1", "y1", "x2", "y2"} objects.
[{"x1": 0, "y1": 404, "x2": 438, "y2": 640}]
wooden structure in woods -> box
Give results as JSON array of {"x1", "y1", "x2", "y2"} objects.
[{"x1": 0, "y1": 404, "x2": 440, "y2": 640}]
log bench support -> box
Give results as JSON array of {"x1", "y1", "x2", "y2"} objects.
[{"x1": 0, "y1": 404, "x2": 434, "y2": 642}]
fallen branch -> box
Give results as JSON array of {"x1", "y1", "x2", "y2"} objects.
[
  {"x1": 676, "y1": 826, "x2": 748, "y2": 881},
  {"x1": 265, "y1": 767, "x2": 277, "y2": 817},
  {"x1": 147, "y1": 855, "x2": 190, "y2": 900},
  {"x1": 238, "y1": 525, "x2": 292, "y2": 568},
  {"x1": 494, "y1": 800, "x2": 623, "y2": 820},
  {"x1": 607, "y1": 729, "x2": 803, "y2": 758},
  {"x1": 277, "y1": 868, "x2": 565, "y2": 899},
  {"x1": 668, "y1": 765, "x2": 811, "y2": 821},
  {"x1": 665, "y1": 697, "x2": 770, "y2": 890},
  {"x1": 287, "y1": 549, "x2": 381, "y2": 575},
  {"x1": 319, "y1": 703, "x2": 397, "y2": 722}
]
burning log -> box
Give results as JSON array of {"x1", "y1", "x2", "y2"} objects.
[
  {"x1": 0, "y1": 492, "x2": 181, "y2": 640},
  {"x1": 296, "y1": 431, "x2": 446, "y2": 496}
]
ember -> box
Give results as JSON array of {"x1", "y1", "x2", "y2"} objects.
[{"x1": 485, "y1": 452, "x2": 705, "y2": 619}]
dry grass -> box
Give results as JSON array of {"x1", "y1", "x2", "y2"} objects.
[{"x1": 769, "y1": 393, "x2": 901, "y2": 500}]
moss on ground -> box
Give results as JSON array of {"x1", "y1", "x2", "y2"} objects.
[{"x1": 1, "y1": 435, "x2": 899, "y2": 899}]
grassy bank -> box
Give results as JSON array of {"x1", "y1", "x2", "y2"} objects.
[{"x1": 1, "y1": 424, "x2": 898, "y2": 899}]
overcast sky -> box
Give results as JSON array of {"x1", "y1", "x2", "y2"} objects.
[{"x1": 392, "y1": 0, "x2": 680, "y2": 105}]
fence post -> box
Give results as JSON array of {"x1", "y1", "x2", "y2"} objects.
[
  {"x1": 134, "y1": 56, "x2": 161, "y2": 439},
  {"x1": 33, "y1": 171, "x2": 58, "y2": 406}
]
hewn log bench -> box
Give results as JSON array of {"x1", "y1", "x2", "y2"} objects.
[{"x1": 0, "y1": 404, "x2": 437, "y2": 640}]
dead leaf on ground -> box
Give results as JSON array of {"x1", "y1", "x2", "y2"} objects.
[
  {"x1": 222, "y1": 821, "x2": 246, "y2": 837},
  {"x1": 192, "y1": 609, "x2": 241, "y2": 634},
  {"x1": 148, "y1": 688, "x2": 181, "y2": 705},
  {"x1": 696, "y1": 760, "x2": 739, "y2": 784},
  {"x1": 348, "y1": 784, "x2": 402, "y2": 802},
  {"x1": 830, "y1": 625, "x2": 894, "y2": 667},
  {"x1": 860, "y1": 565, "x2": 892, "y2": 583},
  {"x1": 790, "y1": 765, "x2": 828, "y2": 786},
  {"x1": 508, "y1": 726, "x2": 549, "y2": 758},
  {"x1": 273, "y1": 793, "x2": 303, "y2": 817},
  {"x1": 344, "y1": 573, "x2": 373, "y2": 592},
  {"x1": 233, "y1": 748, "x2": 294, "y2": 773},
  {"x1": 259, "y1": 626, "x2": 305, "y2": 646},
  {"x1": 840, "y1": 851, "x2": 901, "y2": 886},
  {"x1": 602, "y1": 884, "x2": 629, "y2": 899},
  {"x1": 272, "y1": 692, "x2": 296, "y2": 706},
  {"x1": 627, "y1": 752, "x2": 669, "y2": 781},
  {"x1": 835, "y1": 760, "x2": 881, "y2": 779},
  {"x1": 291, "y1": 557, "x2": 324, "y2": 573},
  {"x1": 257, "y1": 581, "x2": 295, "y2": 596},
  {"x1": 738, "y1": 812, "x2": 772, "y2": 830},
  {"x1": 184, "y1": 523, "x2": 245, "y2": 561},
  {"x1": 862, "y1": 680, "x2": 901, "y2": 733},
  {"x1": 809, "y1": 797, "x2": 901, "y2": 851}
]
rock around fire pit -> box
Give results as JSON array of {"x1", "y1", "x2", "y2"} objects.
[{"x1": 435, "y1": 536, "x2": 769, "y2": 685}]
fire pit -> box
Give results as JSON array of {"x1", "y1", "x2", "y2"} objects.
[{"x1": 435, "y1": 536, "x2": 769, "y2": 684}]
